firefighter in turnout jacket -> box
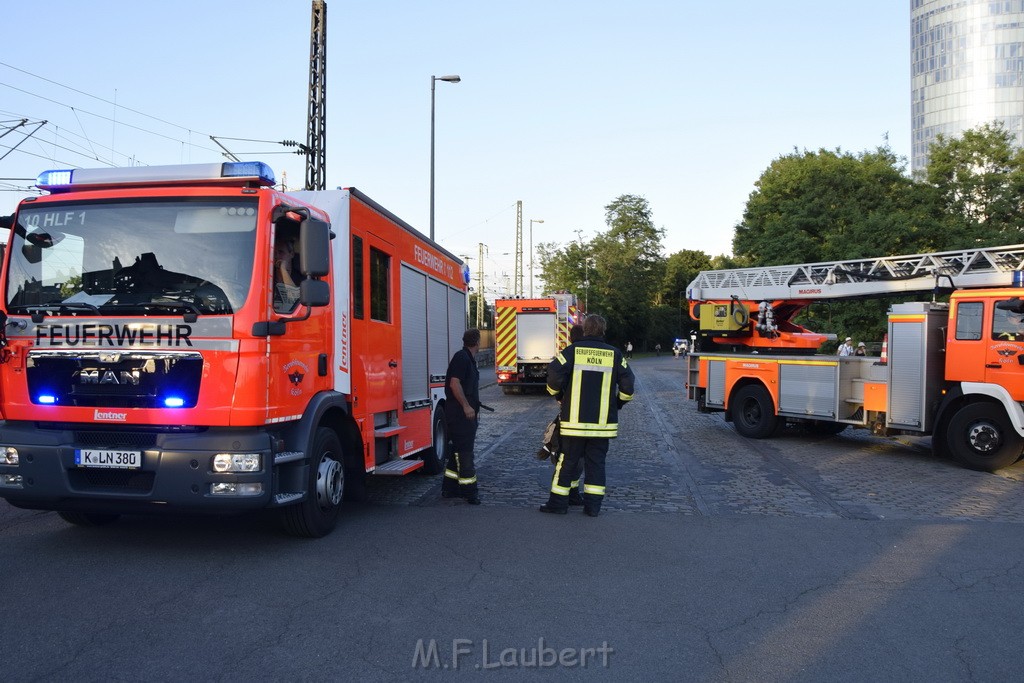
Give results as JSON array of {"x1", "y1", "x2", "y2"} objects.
[{"x1": 540, "y1": 315, "x2": 635, "y2": 517}]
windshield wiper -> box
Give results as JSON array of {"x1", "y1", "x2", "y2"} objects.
[
  {"x1": 21, "y1": 302, "x2": 102, "y2": 323},
  {"x1": 101, "y1": 301, "x2": 200, "y2": 322}
]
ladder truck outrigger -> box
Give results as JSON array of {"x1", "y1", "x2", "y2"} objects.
[{"x1": 686, "y1": 244, "x2": 1024, "y2": 472}]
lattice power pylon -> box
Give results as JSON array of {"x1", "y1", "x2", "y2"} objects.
[
  {"x1": 305, "y1": 0, "x2": 327, "y2": 191},
  {"x1": 514, "y1": 200, "x2": 523, "y2": 297}
]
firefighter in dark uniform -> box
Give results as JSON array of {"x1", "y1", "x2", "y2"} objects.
[
  {"x1": 441, "y1": 329, "x2": 482, "y2": 505},
  {"x1": 540, "y1": 314, "x2": 635, "y2": 517}
]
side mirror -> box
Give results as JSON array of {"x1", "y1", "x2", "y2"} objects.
[
  {"x1": 0, "y1": 215, "x2": 13, "y2": 230},
  {"x1": 299, "y1": 218, "x2": 330, "y2": 277},
  {"x1": 299, "y1": 279, "x2": 330, "y2": 307}
]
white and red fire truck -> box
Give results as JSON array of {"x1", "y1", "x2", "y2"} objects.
[
  {"x1": 686, "y1": 244, "x2": 1024, "y2": 472},
  {"x1": 0, "y1": 162, "x2": 468, "y2": 536},
  {"x1": 493, "y1": 293, "x2": 578, "y2": 393}
]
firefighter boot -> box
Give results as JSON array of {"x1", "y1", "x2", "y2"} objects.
[
  {"x1": 539, "y1": 493, "x2": 568, "y2": 515},
  {"x1": 583, "y1": 484, "x2": 604, "y2": 517}
]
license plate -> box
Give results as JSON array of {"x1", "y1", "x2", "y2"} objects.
[{"x1": 75, "y1": 449, "x2": 142, "y2": 469}]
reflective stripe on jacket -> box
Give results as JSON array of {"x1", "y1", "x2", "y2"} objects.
[{"x1": 546, "y1": 337, "x2": 635, "y2": 438}]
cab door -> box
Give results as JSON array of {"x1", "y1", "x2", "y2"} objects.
[
  {"x1": 985, "y1": 298, "x2": 1024, "y2": 400},
  {"x1": 267, "y1": 221, "x2": 331, "y2": 417}
]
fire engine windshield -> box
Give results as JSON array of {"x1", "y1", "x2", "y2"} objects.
[{"x1": 5, "y1": 199, "x2": 257, "y2": 316}]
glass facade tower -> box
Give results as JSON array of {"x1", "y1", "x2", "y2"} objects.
[{"x1": 911, "y1": 0, "x2": 1024, "y2": 172}]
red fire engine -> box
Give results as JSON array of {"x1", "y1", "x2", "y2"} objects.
[{"x1": 0, "y1": 162, "x2": 468, "y2": 536}]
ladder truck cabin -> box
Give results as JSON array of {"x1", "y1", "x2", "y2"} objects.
[
  {"x1": 494, "y1": 292, "x2": 578, "y2": 394},
  {"x1": 0, "y1": 162, "x2": 468, "y2": 537},
  {"x1": 686, "y1": 244, "x2": 1024, "y2": 472}
]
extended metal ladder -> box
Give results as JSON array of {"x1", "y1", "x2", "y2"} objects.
[{"x1": 687, "y1": 244, "x2": 1024, "y2": 302}]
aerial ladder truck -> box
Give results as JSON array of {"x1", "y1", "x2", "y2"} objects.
[{"x1": 686, "y1": 244, "x2": 1024, "y2": 472}]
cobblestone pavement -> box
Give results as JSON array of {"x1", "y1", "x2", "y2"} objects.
[{"x1": 365, "y1": 356, "x2": 1024, "y2": 522}]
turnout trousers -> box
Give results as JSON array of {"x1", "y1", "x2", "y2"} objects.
[
  {"x1": 442, "y1": 416, "x2": 479, "y2": 498},
  {"x1": 545, "y1": 435, "x2": 609, "y2": 514}
]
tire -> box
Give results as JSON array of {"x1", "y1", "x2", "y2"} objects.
[
  {"x1": 282, "y1": 427, "x2": 345, "y2": 538},
  {"x1": 420, "y1": 409, "x2": 448, "y2": 475},
  {"x1": 57, "y1": 511, "x2": 120, "y2": 527},
  {"x1": 806, "y1": 420, "x2": 848, "y2": 436},
  {"x1": 946, "y1": 403, "x2": 1024, "y2": 472},
  {"x1": 730, "y1": 384, "x2": 778, "y2": 439}
]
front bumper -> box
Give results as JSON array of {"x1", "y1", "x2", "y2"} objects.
[{"x1": 0, "y1": 421, "x2": 277, "y2": 515}]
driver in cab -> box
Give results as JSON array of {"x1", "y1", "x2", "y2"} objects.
[
  {"x1": 273, "y1": 235, "x2": 301, "y2": 313},
  {"x1": 994, "y1": 300, "x2": 1024, "y2": 341}
]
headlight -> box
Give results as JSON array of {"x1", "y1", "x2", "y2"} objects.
[
  {"x1": 212, "y1": 453, "x2": 261, "y2": 473},
  {"x1": 2, "y1": 447, "x2": 18, "y2": 465}
]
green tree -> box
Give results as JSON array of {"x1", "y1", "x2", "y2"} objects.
[
  {"x1": 733, "y1": 146, "x2": 928, "y2": 265},
  {"x1": 924, "y1": 123, "x2": 1024, "y2": 247},
  {"x1": 730, "y1": 146, "x2": 938, "y2": 347},
  {"x1": 537, "y1": 195, "x2": 666, "y2": 347},
  {"x1": 590, "y1": 195, "x2": 665, "y2": 346}
]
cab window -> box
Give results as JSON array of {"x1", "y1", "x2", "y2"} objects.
[
  {"x1": 369, "y1": 247, "x2": 390, "y2": 322},
  {"x1": 272, "y1": 224, "x2": 301, "y2": 313},
  {"x1": 992, "y1": 301, "x2": 1024, "y2": 341},
  {"x1": 955, "y1": 301, "x2": 983, "y2": 341}
]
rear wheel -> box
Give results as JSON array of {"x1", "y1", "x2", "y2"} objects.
[
  {"x1": 57, "y1": 511, "x2": 120, "y2": 527},
  {"x1": 420, "y1": 409, "x2": 448, "y2": 475},
  {"x1": 946, "y1": 403, "x2": 1024, "y2": 472},
  {"x1": 283, "y1": 427, "x2": 345, "y2": 538},
  {"x1": 730, "y1": 384, "x2": 778, "y2": 439}
]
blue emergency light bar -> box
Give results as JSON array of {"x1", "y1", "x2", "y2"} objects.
[{"x1": 36, "y1": 162, "x2": 276, "y2": 191}]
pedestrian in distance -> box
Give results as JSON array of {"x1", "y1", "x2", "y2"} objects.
[
  {"x1": 625, "y1": 341, "x2": 633, "y2": 359},
  {"x1": 838, "y1": 337, "x2": 854, "y2": 357},
  {"x1": 655, "y1": 343, "x2": 661, "y2": 356},
  {"x1": 854, "y1": 341, "x2": 867, "y2": 356},
  {"x1": 540, "y1": 314, "x2": 636, "y2": 517},
  {"x1": 441, "y1": 329, "x2": 483, "y2": 505}
]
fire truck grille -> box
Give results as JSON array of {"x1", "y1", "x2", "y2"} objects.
[
  {"x1": 68, "y1": 469, "x2": 155, "y2": 492},
  {"x1": 26, "y1": 350, "x2": 203, "y2": 409},
  {"x1": 73, "y1": 431, "x2": 158, "y2": 449}
]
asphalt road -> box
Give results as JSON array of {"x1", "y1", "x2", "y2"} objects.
[{"x1": 3, "y1": 355, "x2": 1024, "y2": 681}]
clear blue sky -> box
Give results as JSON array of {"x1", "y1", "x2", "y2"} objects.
[{"x1": 0, "y1": 0, "x2": 909, "y2": 298}]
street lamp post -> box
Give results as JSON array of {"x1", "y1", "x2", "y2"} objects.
[
  {"x1": 584, "y1": 257, "x2": 593, "y2": 311},
  {"x1": 430, "y1": 74, "x2": 461, "y2": 242},
  {"x1": 529, "y1": 218, "x2": 543, "y2": 297}
]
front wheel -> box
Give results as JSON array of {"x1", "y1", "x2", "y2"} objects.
[
  {"x1": 946, "y1": 403, "x2": 1024, "y2": 472},
  {"x1": 283, "y1": 427, "x2": 345, "y2": 538},
  {"x1": 730, "y1": 384, "x2": 778, "y2": 439}
]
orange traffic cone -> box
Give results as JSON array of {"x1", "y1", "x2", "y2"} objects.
[{"x1": 880, "y1": 333, "x2": 888, "y2": 364}]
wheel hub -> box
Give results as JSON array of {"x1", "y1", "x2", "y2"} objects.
[
  {"x1": 316, "y1": 456, "x2": 343, "y2": 508},
  {"x1": 968, "y1": 422, "x2": 1001, "y2": 453},
  {"x1": 742, "y1": 400, "x2": 761, "y2": 425}
]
